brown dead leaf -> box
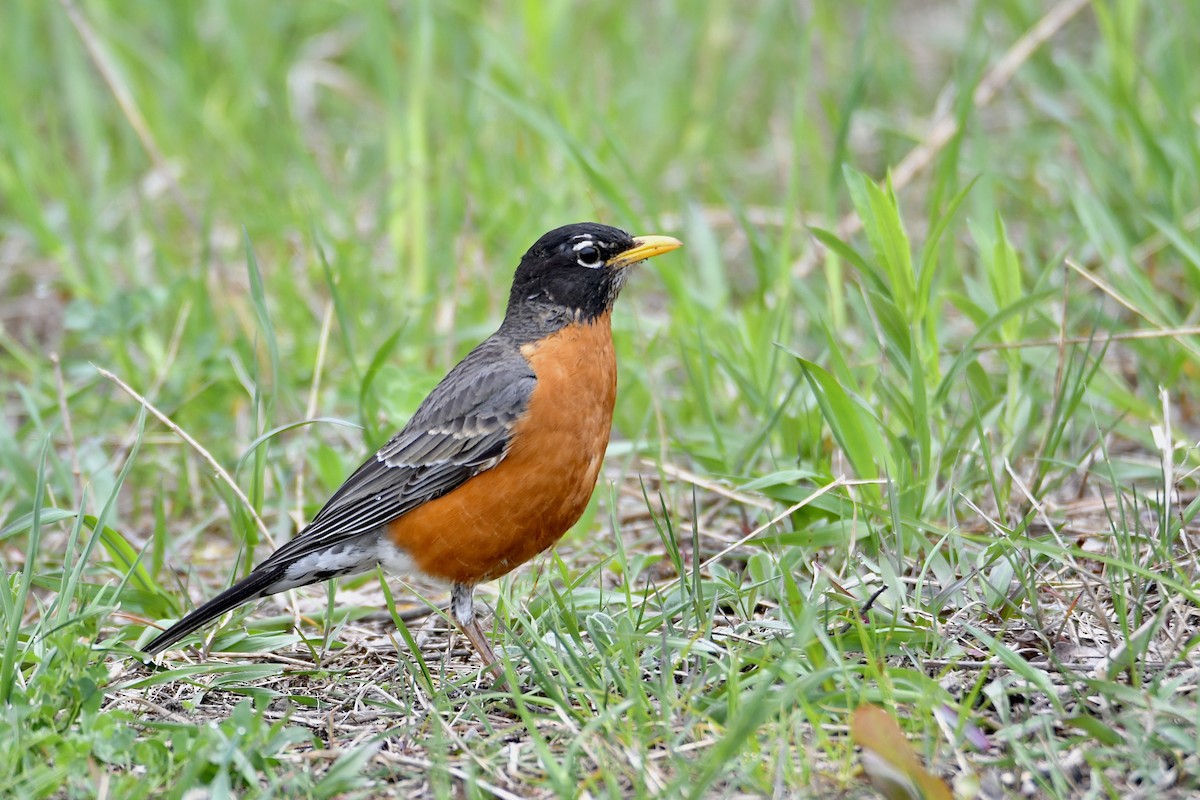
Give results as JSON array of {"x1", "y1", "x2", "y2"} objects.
[{"x1": 851, "y1": 704, "x2": 953, "y2": 800}]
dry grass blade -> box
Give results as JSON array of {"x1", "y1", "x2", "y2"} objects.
[
  {"x1": 644, "y1": 458, "x2": 776, "y2": 510},
  {"x1": 796, "y1": 0, "x2": 1091, "y2": 276},
  {"x1": 637, "y1": 475, "x2": 869, "y2": 603},
  {"x1": 964, "y1": 326, "x2": 1200, "y2": 352},
  {"x1": 57, "y1": 0, "x2": 199, "y2": 231},
  {"x1": 94, "y1": 364, "x2": 277, "y2": 550}
]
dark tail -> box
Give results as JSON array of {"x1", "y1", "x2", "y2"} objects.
[{"x1": 143, "y1": 567, "x2": 284, "y2": 655}]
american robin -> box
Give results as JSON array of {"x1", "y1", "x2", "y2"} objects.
[{"x1": 143, "y1": 222, "x2": 682, "y2": 675}]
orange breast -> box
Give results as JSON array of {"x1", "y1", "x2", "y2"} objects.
[{"x1": 386, "y1": 315, "x2": 617, "y2": 584}]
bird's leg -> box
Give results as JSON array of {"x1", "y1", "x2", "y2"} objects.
[{"x1": 451, "y1": 582, "x2": 505, "y2": 687}]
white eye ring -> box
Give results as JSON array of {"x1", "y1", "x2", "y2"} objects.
[{"x1": 574, "y1": 242, "x2": 602, "y2": 268}]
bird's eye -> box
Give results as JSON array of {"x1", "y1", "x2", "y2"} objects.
[{"x1": 575, "y1": 245, "x2": 602, "y2": 268}]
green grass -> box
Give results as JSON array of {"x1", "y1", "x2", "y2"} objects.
[{"x1": 3, "y1": 0, "x2": 1200, "y2": 797}]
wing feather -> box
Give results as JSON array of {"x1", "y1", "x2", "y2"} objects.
[{"x1": 258, "y1": 339, "x2": 535, "y2": 570}]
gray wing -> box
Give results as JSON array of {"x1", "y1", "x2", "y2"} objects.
[{"x1": 258, "y1": 339, "x2": 535, "y2": 570}]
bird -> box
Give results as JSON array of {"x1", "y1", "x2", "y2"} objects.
[{"x1": 143, "y1": 222, "x2": 682, "y2": 677}]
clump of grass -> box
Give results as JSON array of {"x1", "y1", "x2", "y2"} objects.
[{"x1": 4, "y1": 1, "x2": 1200, "y2": 797}]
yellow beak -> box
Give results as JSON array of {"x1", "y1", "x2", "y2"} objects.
[{"x1": 607, "y1": 235, "x2": 683, "y2": 269}]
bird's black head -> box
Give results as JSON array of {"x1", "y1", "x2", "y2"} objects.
[{"x1": 505, "y1": 222, "x2": 681, "y2": 327}]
